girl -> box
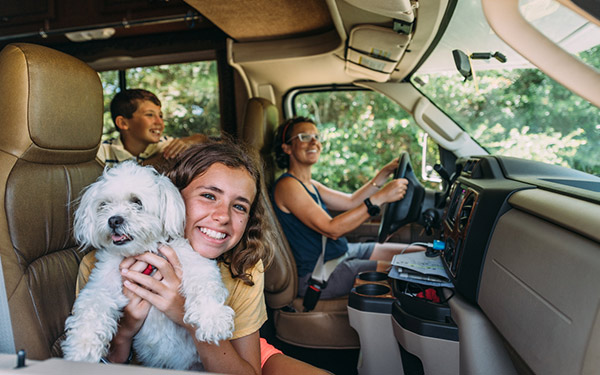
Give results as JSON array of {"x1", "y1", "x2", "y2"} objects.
[
  {"x1": 77, "y1": 139, "x2": 328, "y2": 374},
  {"x1": 272, "y1": 117, "x2": 423, "y2": 300}
]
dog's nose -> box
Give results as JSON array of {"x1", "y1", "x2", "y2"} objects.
[{"x1": 108, "y1": 215, "x2": 124, "y2": 229}]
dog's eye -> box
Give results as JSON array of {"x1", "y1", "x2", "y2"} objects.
[
  {"x1": 131, "y1": 197, "x2": 143, "y2": 209},
  {"x1": 97, "y1": 202, "x2": 107, "y2": 211}
]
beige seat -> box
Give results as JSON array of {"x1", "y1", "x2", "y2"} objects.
[
  {"x1": 0, "y1": 43, "x2": 104, "y2": 359},
  {"x1": 241, "y1": 97, "x2": 359, "y2": 349}
]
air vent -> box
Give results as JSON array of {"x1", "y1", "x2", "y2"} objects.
[
  {"x1": 462, "y1": 159, "x2": 478, "y2": 175},
  {"x1": 458, "y1": 194, "x2": 475, "y2": 232}
]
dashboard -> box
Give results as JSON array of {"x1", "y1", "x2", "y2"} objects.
[{"x1": 439, "y1": 155, "x2": 599, "y2": 304}]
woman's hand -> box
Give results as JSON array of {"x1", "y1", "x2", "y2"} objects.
[
  {"x1": 372, "y1": 178, "x2": 409, "y2": 205},
  {"x1": 121, "y1": 245, "x2": 187, "y2": 327},
  {"x1": 372, "y1": 158, "x2": 399, "y2": 187},
  {"x1": 381, "y1": 157, "x2": 400, "y2": 175}
]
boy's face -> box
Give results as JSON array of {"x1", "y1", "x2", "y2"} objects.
[
  {"x1": 118, "y1": 100, "x2": 164, "y2": 146},
  {"x1": 181, "y1": 163, "x2": 257, "y2": 259}
]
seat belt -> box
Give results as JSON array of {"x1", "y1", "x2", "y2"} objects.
[
  {"x1": 0, "y1": 256, "x2": 16, "y2": 354},
  {"x1": 302, "y1": 191, "x2": 348, "y2": 312}
]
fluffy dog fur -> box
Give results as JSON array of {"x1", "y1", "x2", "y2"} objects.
[{"x1": 62, "y1": 161, "x2": 234, "y2": 369}]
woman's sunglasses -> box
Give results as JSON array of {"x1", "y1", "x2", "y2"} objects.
[{"x1": 287, "y1": 133, "x2": 321, "y2": 143}]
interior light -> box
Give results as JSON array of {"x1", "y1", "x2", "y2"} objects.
[{"x1": 65, "y1": 28, "x2": 116, "y2": 42}]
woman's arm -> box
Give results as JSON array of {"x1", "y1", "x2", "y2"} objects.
[
  {"x1": 274, "y1": 175, "x2": 408, "y2": 240},
  {"x1": 315, "y1": 158, "x2": 399, "y2": 211},
  {"x1": 121, "y1": 247, "x2": 261, "y2": 374}
]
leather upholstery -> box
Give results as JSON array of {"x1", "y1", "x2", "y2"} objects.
[
  {"x1": 241, "y1": 97, "x2": 278, "y2": 187},
  {"x1": 241, "y1": 97, "x2": 359, "y2": 349},
  {"x1": 0, "y1": 43, "x2": 104, "y2": 359}
]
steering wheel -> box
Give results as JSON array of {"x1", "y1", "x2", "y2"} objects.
[{"x1": 377, "y1": 152, "x2": 425, "y2": 243}]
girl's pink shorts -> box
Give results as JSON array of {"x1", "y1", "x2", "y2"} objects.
[{"x1": 260, "y1": 337, "x2": 283, "y2": 368}]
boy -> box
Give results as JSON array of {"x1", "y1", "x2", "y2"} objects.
[{"x1": 97, "y1": 89, "x2": 206, "y2": 168}]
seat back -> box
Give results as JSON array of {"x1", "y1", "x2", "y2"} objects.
[
  {"x1": 241, "y1": 98, "x2": 298, "y2": 306},
  {"x1": 0, "y1": 43, "x2": 104, "y2": 359},
  {"x1": 241, "y1": 97, "x2": 359, "y2": 349}
]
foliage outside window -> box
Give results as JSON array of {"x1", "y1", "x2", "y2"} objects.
[
  {"x1": 99, "y1": 61, "x2": 221, "y2": 141},
  {"x1": 294, "y1": 90, "x2": 440, "y2": 193},
  {"x1": 411, "y1": 0, "x2": 600, "y2": 176}
]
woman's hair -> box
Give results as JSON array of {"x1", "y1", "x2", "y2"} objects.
[
  {"x1": 273, "y1": 116, "x2": 316, "y2": 169},
  {"x1": 167, "y1": 137, "x2": 271, "y2": 286}
]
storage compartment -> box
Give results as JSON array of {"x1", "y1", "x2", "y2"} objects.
[
  {"x1": 391, "y1": 281, "x2": 459, "y2": 374},
  {"x1": 355, "y1": 283, "x2": 390, "y2": 296},
  {"x1": 358, "y1": 270, "x2": 388, "y2": 282},
  {"x1": 348, "y1": 276, "x2": 403, "y2": 374}
]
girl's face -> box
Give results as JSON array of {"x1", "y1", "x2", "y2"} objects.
[{"x1": 181, "y1": 163, "x2": 257, "y2": 259}]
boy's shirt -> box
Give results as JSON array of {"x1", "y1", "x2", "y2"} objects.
[{"x1": 96, "y1": 135, "x2": 174, "y2": 168}]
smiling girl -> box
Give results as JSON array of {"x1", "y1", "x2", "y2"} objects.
[{"x1": 76, "y1": 139, "x2": 328, "y2": 374}]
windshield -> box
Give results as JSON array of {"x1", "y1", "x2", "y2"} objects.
[{"x1": 411, "y1": 0, "x2": 600, "y2": 175}]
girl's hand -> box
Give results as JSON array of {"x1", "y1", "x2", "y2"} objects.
[
  {"x1": 121, "y1": 246, "x2": 187, "y2": 327},
  {"x1": 106, "y1": 256, "x2": 161, "y2": 363},
  {"x1": 117, "y1": 257, "x2": 158, "y2": 337}
]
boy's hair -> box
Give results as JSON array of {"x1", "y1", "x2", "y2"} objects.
[
  {"x1": 167, "y1": 137, "x2": 272, "y2": 286},
  {"x1": 273, "y1": 116, "x2": 316, "y2": 169},
  {"x1": 110, "y1": 89, "x2": 162, "y2": 130}
]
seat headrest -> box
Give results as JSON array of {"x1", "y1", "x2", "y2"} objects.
[
  {"x1": 241, "y1": 97, "x2": 278, "y2": 153},
  {"x1": 0, "y1": 43, "x2": 102, "y2": 164}
]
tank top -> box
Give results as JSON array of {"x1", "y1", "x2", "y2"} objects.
[{"x1": 272, "y1": 173, "x2": 348, "y2": 277}]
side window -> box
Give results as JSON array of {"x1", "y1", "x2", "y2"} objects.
[
  {"x1": 294, "y1": 89, "x2": 440, "y2": 192},
  {"x1": 98, "y1": 61, "x2": 221, "y2": 141}
]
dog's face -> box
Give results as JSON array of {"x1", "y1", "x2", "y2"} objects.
[{"x1": 74, "y1": 161, "x2": 186, "y2": 256}]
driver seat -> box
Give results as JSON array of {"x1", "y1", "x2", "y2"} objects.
[{"x1": 241, "y1": 97, "x2": 359, "y2": 348}]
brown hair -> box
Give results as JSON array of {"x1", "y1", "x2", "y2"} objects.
[{"x1": 167, "y1": 137, "x2": 271, "y2": 286}]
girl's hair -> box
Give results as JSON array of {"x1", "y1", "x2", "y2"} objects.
[
  {"x1": 167, "y1": 137, "x2": 271, "y2": 286},
  {"x1": 273, "y1": 116, "x2": 316, "y2": 169}
]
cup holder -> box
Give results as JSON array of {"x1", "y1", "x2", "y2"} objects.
[
  {"x1": 355, "y1": 283, "x2": 391, "y2": 296},
  {"x1": 358, "y1": 271, "x2": 388, "y2": 282}
]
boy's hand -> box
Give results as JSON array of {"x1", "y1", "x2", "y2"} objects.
[{"x1": 162, "y1": 134, "x2": 208, "y2": 159}]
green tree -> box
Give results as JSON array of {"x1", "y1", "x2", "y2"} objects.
[
  {"x1": 413, "y1": 45, "x2": 600, "y2": 175},
  {"x1": 99, "y1": 61, "x2": 221, "y2": 141}
]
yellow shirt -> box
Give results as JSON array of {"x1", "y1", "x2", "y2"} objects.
[{"x1": 76, "y1": 251, "x2": 267, "y2": 340}]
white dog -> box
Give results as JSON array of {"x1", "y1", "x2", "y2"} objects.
[{"x1": 62, "y1": 161, "x2": 235, "y2": 369}]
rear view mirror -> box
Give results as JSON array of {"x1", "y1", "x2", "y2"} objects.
[{"x1": 452, "y1": 49, "x2": 473, "y2": 81}]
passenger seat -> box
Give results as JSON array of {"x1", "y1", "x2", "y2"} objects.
[{"x1": 0, "y1": 43, "x2": 104, "y2": 359}]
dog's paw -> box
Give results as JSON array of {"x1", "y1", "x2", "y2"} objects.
[
  {"x1": 188, "y1": 304, "x2": 235, "y2": 345},
  {"x1": 62, "y1": 334, "x2": 107, "y2": 362}
]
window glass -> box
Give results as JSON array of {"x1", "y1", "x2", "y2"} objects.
[
  {"x1": 411, "y1": 0, "x2": 600, "y2": 175},
  {"x1": 294, "y1": 90, "x2": 440, "y2": 193},
  {"x1": 99, "y1": 61, "x2": 221, "y2": 141}
]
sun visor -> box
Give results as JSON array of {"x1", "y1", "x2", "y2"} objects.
[{"x1": 345, "y1": 25, "x2": 411, "y2": 82}]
